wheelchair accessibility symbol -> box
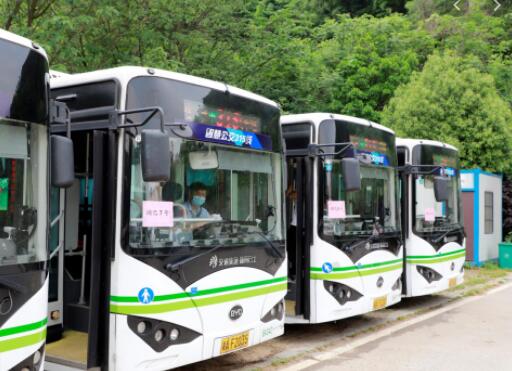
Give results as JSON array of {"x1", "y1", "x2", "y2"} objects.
[
  {"x1": 322, "y1": 262, "x2": 333, "y2": 273},
  {"x1": 138, "y1": 287, "x2": 154, "y2": 304}
]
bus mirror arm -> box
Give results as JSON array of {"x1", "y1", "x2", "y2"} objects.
[
  {"x1": 114, "y1": 107, "x2": 172, "y2": 182},
  {"x1": 115, "y1": 106, "x2": 165, "y2": 132},
  {"x1": 397, "y1": 164, "x2": 444, "y2": 175},
  {"x1": 308, "y1": 142, "x2": 354, "y2": 157},
  {"x1": 49, "y1": 99, "x2": 72, "y2": 138},
  {"x1": 49, "y1": 100, "x2": 75, "y2": 188}
]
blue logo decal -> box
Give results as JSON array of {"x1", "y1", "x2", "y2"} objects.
[
  {"x1": 443, "y1": 167, "x2": 456, "y2": 177},
  {"x1": 322, "y1": 262, "x2": 333, "y2": 274},
  {"x1": 190, "y1": 287, "x2": 198, "y2": 295},
  {"x1": 370, "y1": 152, "x2": 386, "y2": 165},
  {"x1": 138, "y1": 287, "x2": 154, "y2": 304}
]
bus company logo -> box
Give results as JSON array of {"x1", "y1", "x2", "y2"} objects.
[
  {"x1": 138, "y1": 287, "x2": 154, "y2": 304},
  {"x1": 209, "y1": 255, "x2": 257, "y2": 269},
  {"x1": 229, "y1": 305, "x2": 243, "y2": 321},
  {"x1": 322, "y1": 262, "x2": 333, "y2": 274},
  {"x1": 209, "y1": 255, "x2": 219, "y2": 269}
]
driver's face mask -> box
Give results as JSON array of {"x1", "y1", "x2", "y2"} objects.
[{"x1": 192, "y1": 195, "x2": 206, "y2": 207}]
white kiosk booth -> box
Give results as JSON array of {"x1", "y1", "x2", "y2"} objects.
[{"x1": 461, "y1": 169, "x2": 502, "y2": 265}]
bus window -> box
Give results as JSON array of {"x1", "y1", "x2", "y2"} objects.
[
  {"x1": 0, "y1": 121, "x2": 47, "y2": 266},
  {"x1": 128, "y1": 139, "x2": 283, "y2": 249}
]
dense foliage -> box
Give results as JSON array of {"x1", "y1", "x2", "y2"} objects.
[{"x1": 1, "y1": 0, "x2": 511, "y2": 173}]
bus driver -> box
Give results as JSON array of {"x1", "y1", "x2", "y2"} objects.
[{"x1": 183, "y1": 182, "x2": 210, "y2": 218}]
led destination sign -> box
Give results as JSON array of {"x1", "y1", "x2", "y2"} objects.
[
  {"x1": 433, "y1": 154, "x2": 458, "y2": 169},
  {"x1": 185, "y1": 100, "x2": 261, "y2": 133},
  {"x1": 350, "y1": 134, "x2": 391, "y2": 166},
  {"x1": 350, "y1": 135, "x2": 388, "y2": 153}
]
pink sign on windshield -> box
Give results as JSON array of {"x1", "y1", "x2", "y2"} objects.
[
  {"x1": 142, "y1": 201, "x2": 174, "y2": 227},
  {"x1": 424, "y1": 207, "x2": 435, "y2": 222},
  {"x1": 327, "y1": 200, "x2": 346, "y2": 219}
]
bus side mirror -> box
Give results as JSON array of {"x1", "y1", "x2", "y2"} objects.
[
  {"x1": 141, "y1": 129, "x2": 170, "y2": 182},
  {"x1": 342, "y1": 157, "x2": 361, "y2": 192},
  {"x1": 434, "y1": 176, "x2": 450, "y2": 202},
  {"x1": 51, "y1": 135, "x2": 75, "y2": 188}
]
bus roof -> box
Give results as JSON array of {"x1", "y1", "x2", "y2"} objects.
[
  {"x1": 0, "y1": 28, "x2": 48, "y2": 59},
  {"x1": 280, "y1": 112, "x2": 395, "y2": 135},
  {"x1": 396, "y1": 138, "x2": 458, "y2": 152},
  {"x1": 50, "y1": 66, "x2": 279, "y2": 109}
]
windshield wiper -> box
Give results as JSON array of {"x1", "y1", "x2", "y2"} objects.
[
  {"x1": 343, "y1": 229, "x2": 401, "y2": 251},
  {"x1": 431, "y1": 226, "x2": 464, "y2": 243},
  {"x1": 165, "y1": 244, "x2": 226, "y2": 272},
  {"x1": 0, "y1": 276, "x2": 28, "y2": 293},
  {"x1": 250, "y1": 231, "x2": 284, "y2": 259}
]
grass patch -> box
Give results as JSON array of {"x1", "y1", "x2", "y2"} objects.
[{"x1": 271, "y1": 358, "x2": 290, "y2": 367}]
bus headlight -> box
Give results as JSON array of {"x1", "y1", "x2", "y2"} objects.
[
  {"x1": 323, "y1": 281, "x2": 362, "y2": 305},
  {"x1": 12, "y1": 344, "x2": 44, "y2": 371},
  {"x1": 416, "y1": 265, "x2": 442, "y2": 283},
  {"x1": 33, "y1": 350, "x2": 42, "y2": 364},
  {"x1": 127, "y1": 316, "x2": 201, "y2": 352},
  {"x1": 170, "y1": 328, "x2": 180, "y2": 341},
  {"x1": 154, "y1": 329, "x2": 165, "y2": 342},
  {"x1": 261, "y1": 300, "x2": 285, "y2": 323},
  {"x1": 137, "y1": 321, "x2": 149, "y2": 334}
]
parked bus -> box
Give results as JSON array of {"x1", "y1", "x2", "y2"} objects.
[
  {"x1": 0, "y1": 29, "x2": 73, "y2": 370},
  {"x1": 396, "y1": 139, "x2": 465, "y2": 297},
  {"x1": 281, "y1": 113, "x2": 402, "y2": 324},
  {"x1": 46, "y1": 67, "x2": 287, "y2": 370}
]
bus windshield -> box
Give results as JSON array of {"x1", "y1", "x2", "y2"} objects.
[
  {"x1": 128, "y1": 139, "x2": 284, "y2": 249},
  {"x1": 321, "y1": 161, "x2": 399, "y2": 239},
  {"x1": 0, "y1": 38, "x2": 48, "y2": 124},
  {"x1": 0, "y1": 120, "x2": 47, "y2": 266},
  {"x1": 414, "y1": 173, "x2": 461, "y2": 233}
]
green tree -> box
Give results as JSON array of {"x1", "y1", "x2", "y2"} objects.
[
  {"x1": 382, "y1": 52, "x2": 512, "y2": 172},
  {"x1": 300, "y1": 14, "x2": 435, "y2": 121}
]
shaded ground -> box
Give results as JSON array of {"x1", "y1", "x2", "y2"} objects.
[{"x1": 177, "y1": 265, "x2": 511, "y2": 371}]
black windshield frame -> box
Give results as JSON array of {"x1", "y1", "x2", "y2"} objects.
[
  {"x1": 126, "y1": 76, "x2": 282, "y2": 153},
  {"x1": 0, "y1": 38, "x2": 48, "y2": 124},
  {"x1": 411, "y1": 144, "x2": 463, "y2": 241},
  {"x1": 316, "y1": 119, "x2": 401, "y2": 258}
]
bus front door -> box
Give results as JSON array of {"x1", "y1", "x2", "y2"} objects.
[{"x1": 46, "y1": 130, "x2": 114, "y2": 370}]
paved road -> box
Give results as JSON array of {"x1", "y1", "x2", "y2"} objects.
[{"x1": 308, "y1": 284, "x2": 512, "y2": 371}]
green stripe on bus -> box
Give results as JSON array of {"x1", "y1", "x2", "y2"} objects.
[
  {"x1": 0, "y1": 328, "x2": 46, "y2": 353},
  {"x1": 407, "y1": 252, "x2": 466, "y2": 264},
  {"x1": 310, "y1": 263, "x2": 403, "y2": 280},
  {"x1": 110, "y1": 283, "x2": 287, "y2": 315},
  {"x1": 110, "y1": 276, "x2": 287, "y2": 303},
  {"x1": 407, "y1": 248, "x2": 465, "y2": 260},
  {"x1": 310, "y1": 258, "x2": 403, "y2": 272},
  {"x1": 0, "y1": 318, "x2": 47, "y2": 338}
]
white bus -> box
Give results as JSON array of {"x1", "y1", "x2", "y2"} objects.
[
  {"x1": 281, "y1": 113, "x2": 402, "y2": 324},
  {"x1": 396, "y1": 139, "x2": 465, "y2": 297},
  {"x1": 0, "y1": 29, "x2": 73, "y2": 371},
  {"x1": 46, "y1": 67, "x2": 287, "y2": 370}
]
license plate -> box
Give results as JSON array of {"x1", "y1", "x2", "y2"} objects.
[
  {"x1": 373, "y1": 296, "x2": 387, "y2": 310},
  {"x1": 449, "y1": 277, "x2": 457, "y2": 288},
  {"x1": 220, "y1": 331, "x2": 249, "y2": 354}
]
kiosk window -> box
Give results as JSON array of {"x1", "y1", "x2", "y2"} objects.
[{"x1": 484, "y1": 191, "x2": 493, "y2": 234}]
